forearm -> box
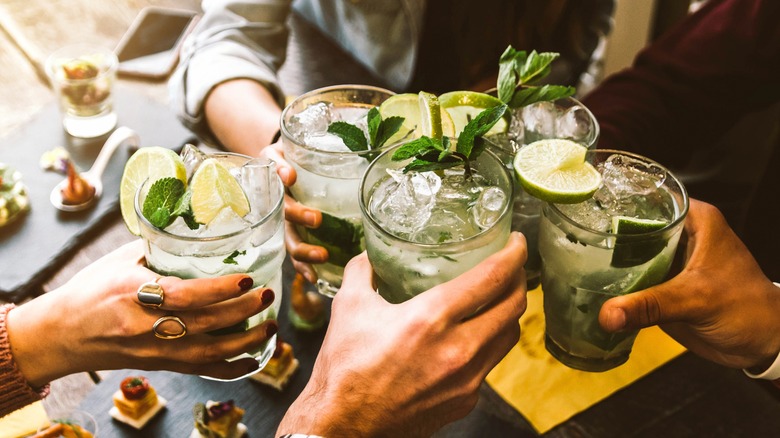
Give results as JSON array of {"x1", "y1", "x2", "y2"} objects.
[{"x1": 205, "y1": 78, "x2": 282, "y2": 157}]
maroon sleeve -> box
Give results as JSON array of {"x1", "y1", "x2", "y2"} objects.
[{"x1": 582, "y1": 0, "x2": 780, "y2": 169}]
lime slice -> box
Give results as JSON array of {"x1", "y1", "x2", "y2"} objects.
[
  {"x1": 418, "y1": 91, "x2": 445, "y2": 140},
  {"x1": 120, "y1": 147, "x2": 187, "y2": 235},
  {"x1": 610, "y1": 216, "x2": 670, "y2": 268},
  {"x1": 439, "y1": 91, "x2": 508, "y2": 136},
  {"x1": 379, "y1": 93, "x2": 455, "y2": 144},
  {"x1": 513, "y1": 139, "x2": 601, "y2": 204},
  {"x1": 190, "y1": 158, "x2": 250, "y2": 225}
]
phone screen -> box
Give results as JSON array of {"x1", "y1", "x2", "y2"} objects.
[{"x1": 117, "y1": 10, "x2": 197, "y2": 77}]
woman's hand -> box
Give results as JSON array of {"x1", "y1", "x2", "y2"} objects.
[
  {"x1": 278, "y1": 232, "x2": 528, "y2": 437},
  {"x1": 7, "y1": 240, "x2": 278, "y2": 387}
]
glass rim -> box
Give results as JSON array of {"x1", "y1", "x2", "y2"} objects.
[
  {"x1": 45, "y1": 44, "x2": 119, "y2": 82},
  {"x1": 280, "y1": 84, "x2": 399, "y2": 157},
  {"x1": 133, "y1": 153, "x2": 285, "y2": 242},
  {"x1": 546, "y1": 148, "x2": 690, "y2": 238},
  {"x1": 359, "y1": 144, "x2": 514, "y2": 248}
]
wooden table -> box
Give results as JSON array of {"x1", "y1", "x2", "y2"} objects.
[{"x1": 2, "y1": 2, "x2": 780, "y2": 437}]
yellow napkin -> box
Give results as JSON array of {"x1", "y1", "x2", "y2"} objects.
[
  {"x1": 0, "y1": 401, "x2": 50, "y2": 438},
  {"x1": 486, "y1": 286, "x2": 686, "y2": 434}
]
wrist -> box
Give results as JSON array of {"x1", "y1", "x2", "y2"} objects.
[
  {"x1": 278, "y1": 375, "x2": 366, "y2": 437},
  {"x1": 743, "y1": 282, "x2": 780, "y2": 380}
]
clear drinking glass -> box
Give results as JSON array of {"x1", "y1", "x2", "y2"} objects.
[
  {"x1": 280, "y1": 85, "x2": 398, "y2": 296},
  {"x1": 359, "y1": 143, "x2": 514, "y2": 304},
  {"x1": 487, "y1": 94, "x2": 599, "y2": 289},
  {"x1": 538, "y1": 149, "x2": 688, "y2": 372},
  {"x1": 45, "y1": 44, "x2": 118, "y2": 138},
  {"x1": 134, "y1": 152, "x2": 285, "y2": 380}
]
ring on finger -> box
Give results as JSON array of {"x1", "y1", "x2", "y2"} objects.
[
  {"x1": 137, "y1": 277, "x2": 165, "y2": 308},
  {"x1": 152, "y1": 315, "x2": 187, "y2": 340}
]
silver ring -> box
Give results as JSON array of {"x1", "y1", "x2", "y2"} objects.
[
  {"x1": 137, "y1": 278, "x2": 164, "y2": 308},
  {"x1": 152, "y1": 315, "x2": 187, "y2": 340}
]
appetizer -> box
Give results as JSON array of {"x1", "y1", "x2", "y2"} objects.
[
  {"x1": 0, "y1": 163, "x2": 30, "y2": 227},
  {"x1": 33, "y1": 420, "x2": 94, "y2": 438},
  {"x1": 109, "y1": 376, "x2": 167, "y2": 429},
  {"x1": 250, "y1": 339, "x2": 299, "y2": 391},
  {"x1": 191, "y1": 400, "x2": 247, "y2": 438},
  {"x1": 60, "y1": 160, "x2": 95, "y2": 206}
]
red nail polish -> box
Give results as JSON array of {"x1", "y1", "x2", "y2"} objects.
[
  {"x1": 261, "y1": 288, "x2": 275, "y2": 306},
  {"x1": 239, "y1": 277, "x2": 253, "y2": 291},
  {"x1": 266, "y1": 323, "x2": 278, "y2": 338}
]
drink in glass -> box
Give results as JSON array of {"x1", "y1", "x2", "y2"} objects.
[
  {"x1": 280, "y1": 85, "x2": 398, "y2": 296},
  {"x1": 360, "y1": 143, "x2": 513, "y2": 303},
  {"x1": 488, "y1": 96, "x2": 599, "y2": 288},
  {"x1": 133, "y1": 147, "x2": 285, "y2": 380},
  {"x1": 538, "y1": 149, "x2": 688, "y2": 372},
  {"x1": 45, "y1": 44, "x2": 118, "y2": 138}
]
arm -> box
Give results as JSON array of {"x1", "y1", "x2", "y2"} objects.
[
  {"x1": 1, "y1": 240, "x2": 276, "y2": 416},
  {"x1": 278, "y1": 232, "x2": 528, "y2": 437},
  {"x1": 599, "y1": 200, "x2": 780, "y2": 372},
  {"x1": 583, "y1": 0, "x2": 780, "y2": 168},
  {"x1": 169, "y1": 0, "x2": 292, "y2": 152}
]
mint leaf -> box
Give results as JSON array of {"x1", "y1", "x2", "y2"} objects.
[
  {"x1": 403, "y1": 157, "x2": 462, "y2": 173},
  {"x1": 306, "y1": 212, "x2": 363, "y2": 267},
  {"x1": 509, "y1": 85, "x2": 575, "y2": 108},
  {"x1": 456, "y1": 104, "x2": 507, "y2": 159},
  {"x1": 392, "y1": 137, "x2": 441, "y2": 160},
  {"x1": 498, "y1": 46, "x2": 521, "y2": 103},
  {"x1": 142, "y1": 178, "x2": 185, "y2": 229},
  {"x1": 375, "y1": 116, "x2": 405, "y2": 147},
  {"x1": 518, "y1": 50, "x2": 559, "y2": 85},
  {"x1": 223, "y1": 250, "x2": 246, "y2": 265},
  {"x1": 172, "y1": 189, "x2": 201, "y2": 230},
  {"x1": 328, "y1": 121, "x2": 368, "y2": 152},
  {"x1": 367, "y1": 107, "x2": 382, "y2": 147}
]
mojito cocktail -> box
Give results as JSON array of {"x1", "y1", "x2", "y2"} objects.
[
  {"x1": 360, "y1": 142, "x2": 513, "y2": 304},
  {"x1": 130, "y1": 146, "x2": 285, "y2": 380},
  {"x1": 538, "y1": 149, "x2": 688, "y2": 372},
  {"x1": 281, "y1": 85, "x2": 398, "y2": 296}
]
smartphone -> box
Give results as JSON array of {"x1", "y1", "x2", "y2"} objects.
[{"x1": 115, "y1": 6, "x2": 200, "y2": 79}]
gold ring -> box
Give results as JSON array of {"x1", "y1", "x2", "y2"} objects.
[
  {"x1": 152, "y1": 315, "x2": 187, "y2": 340},
  {"x1": 137, "y1": 277, "x2": 164, "y2": 308}
]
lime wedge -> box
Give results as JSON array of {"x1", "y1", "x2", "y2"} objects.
[
  {"x1": 379, "y1": 93, "x2": 455, "y2": 144},
  {"x1": 610, "y1": 216, "x2": 670, "y2": 268},
  {"x1": 190, "y1": 158, "x2": 250, "y2": 225},
  {"x1": 439, "y1": 91, "x2": 508, "y2": 136},
  {"x1": 120, "y1": 147, "x2": 187, "y2": 235},
  {"x1": 418, "y1": 91, "x2": 445, "y2": 140},
  {"x1": 513, "y1": 139, "x2": 601, "y2": 204}
]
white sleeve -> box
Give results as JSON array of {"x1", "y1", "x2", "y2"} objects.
[{"x1": 169, "y1": 0, "x2": 292, "y2": 144}]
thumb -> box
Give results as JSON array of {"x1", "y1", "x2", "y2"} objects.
[{"x1": 599, "y1": 275, "x2": 697, "y2": 332}]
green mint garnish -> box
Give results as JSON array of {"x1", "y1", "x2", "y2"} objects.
[
  {"x1": 142, "y1": 178, "x2": 201, "y2": 230},
  {"x1": 437, "y1": 231, "x2": 453, "y2": 244},
  {"x1": 328, "y1": 107, "x2": 405, "y2": 160},
  {"x1": 306, "y1": 212, "x2": 363, "y2": 267},
  {"x1": 392, "y1": 104, "x2": 507, "y2": 177},
  {"x1": 142, "y1": 178, "x2": 185, "y2": 229},
  {"x1": 497, "y1": 46, "x2": 576, "y2": 108},
  {"x1": 223, "y1": 250, "x2": 246, "y2": 265}
]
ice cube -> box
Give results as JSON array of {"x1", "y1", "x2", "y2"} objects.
[
  {"x1": 287, "y1": 102, "x2": 334, "y2": 141},
  {"x1": 180, "y1": 144, "x2": 208, "y2": 180},
  {"x1": 472, "y1": 186, "x2": 507, "y2": 230},
  {"x1": 521, "y1": 102, "x2": 557, "y2": 143},
  {"x1": 370, "y1": 171, "x2": 440, "y2": 236},
  {"x1": 556, "y1": 106, "x2": 593, "y2": 142},
  {"x1": 600, "y1": 154, "x2": 667, "y2": 199},
  {"x1": 508, "y1": 107, "x2": 526, "y2": 143},
  {"x1": 239, "y1": 158, "x2": 281, "y2": 222},
  {"x1": 304, "y1": 132, "x2": 353, "y2": 153},
  {"x1": 201, "y1": 207, "x2": 251, "y2": 237}
]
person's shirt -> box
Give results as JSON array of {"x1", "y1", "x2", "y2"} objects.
[{"x1": 170, "y1": 0, "x2": 613, "y2": 145}]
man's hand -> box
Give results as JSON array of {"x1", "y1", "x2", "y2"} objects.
[
  {"x1": 599, "y1": 200, "x2": 780, "y2": 371},
  {"x1": 278, "y1": 232, "x2": 528, "y2": 437}
]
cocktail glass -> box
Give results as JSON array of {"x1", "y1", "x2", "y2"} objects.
[
  {"x1": 359, "y1": 142, "x2": 513, "y2": 304},
  {"x1": 538, "y1": 149, "x2": 688, "y2": 372},
  {"x1": 280, "y1": 85, "x2": 399, "y2": 296},
  {"x1": 45, "y1": 44, "x2": 118, "y2": 138},
  {"x1": 487, "y1": 94, "x2": 599, "y2": 289},
  {"x1": 134, "y1": 149, "x2": 285, "y2": 380}
]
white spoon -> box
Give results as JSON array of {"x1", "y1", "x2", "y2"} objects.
[{"x1": 50, "y1": 126, "x2": 140, "y2": 212}]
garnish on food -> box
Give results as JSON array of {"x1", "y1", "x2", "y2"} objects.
[
  {"x1": 328, "y1": 107, "x2": 405, "y2": 159},
  {"x1": 60, "y1": 160, "x2": 95, "y2": 205},
  {"x1": 497, "y1": 46, "x2": 576, "y2": 108},
  {"x1": 120, "y1": 376, "x2": 150, "y2": 400}
]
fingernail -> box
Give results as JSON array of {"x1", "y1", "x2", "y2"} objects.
[
  {"x1": 266, "y1": 322, "x2": 278, "y2": 338},
  {"x1": 607, "y1": 307, "x2": 626, "y2": 331},
  {"x1": 238, "y1": 277, "x2": 254, "y2": 291},
  {"x1": 309, "y1": 248, "x2": 325, "y2": 260},
  {"x1": 261, "y1": 288, "x2": 275, "y2": 306},
  {"x1": 302, "y1": 271, "x2": 315, "y2": 284},
  {"x1": 303, "y1": 210, "x2": 318, "y2": 226}
]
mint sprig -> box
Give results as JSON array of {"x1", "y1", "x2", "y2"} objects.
[
  {"x1": 392, "y1": 104, "x2": 507, "y2": 177},
  {"x1": 142, "y1": 177, "x2": 201, "y2": 230},
  {"x1": 223, "y1": 249, "x2": 246, "y2": 265},
  {"x1": 328, "y1": 107, "x2": 406, "y2": 160},
  {"x1": 497, "y1": 46, "x2": 576, "y2": 107}
]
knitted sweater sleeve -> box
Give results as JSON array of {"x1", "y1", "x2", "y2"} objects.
[{"x1": 0, "y1": 304, "x2": 50, "y2": 417}]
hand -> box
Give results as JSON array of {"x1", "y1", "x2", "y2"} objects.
[
  {"x1": 599, "y1": 200, "x2": 780, "y2": 371},
  {"x1": 278, "y1": 232, "x2": 528, "y2": 437},
  {"x1": 262, "y1": 142, "x2": 328, "y2": 283},
  {"x1": 7, "y1": 240, "x2": 278, "y2": 387}
]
